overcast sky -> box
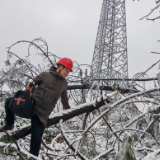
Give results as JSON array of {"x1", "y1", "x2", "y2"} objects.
[{"x1": 0, "y1": 0, "x2": 159, "y2": 78}]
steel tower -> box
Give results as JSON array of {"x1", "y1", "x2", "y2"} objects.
[{"x1": 91, "y1": 0, "x2": 128, "y2": 80}]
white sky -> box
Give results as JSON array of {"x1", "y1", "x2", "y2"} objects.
[{"x1": 0, "y1": 0, "x2": 159, "y2": 78}]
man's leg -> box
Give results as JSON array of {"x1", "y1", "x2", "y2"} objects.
[
  {"x1": 30, "y1": 114, "x2": 45, "y2": 157},
  {"x1": 0, "y1": 97, "x2": 14, "y2": 132},
  {"x1": 5, "y1": 97, "x2": 14, "y2": 126}
]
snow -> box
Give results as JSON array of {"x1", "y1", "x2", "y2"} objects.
[
  {"x1": 0, "y1": 142, "x2": 42, "y2": 160},
  {"x1": 50, "y1": 91, "x2": 121, "y2": 120},
  {"x1": 142, "y1": 149, "x2": 160, "y2": 160},
  {"x1": 75, "y1": 136, "x2": 82, "y2": 141},
  {"x1": 1, "y1": 81, "x2": 160, "y2": 159},
  {"x1": 92, "y1": 148, "x2": 114, "y2": 160}
]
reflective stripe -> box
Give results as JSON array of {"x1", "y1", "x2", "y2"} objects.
[{"x1": 14, "y1": 97, "x2": 25, "y2": 105}]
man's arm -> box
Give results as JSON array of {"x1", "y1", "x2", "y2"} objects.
[
  {"x1": 32, "y1": 72, "x2": 44, "y2": 85},
  {"x1": 61, "y1": 88, "x2": 70, "y2": 110},
  {"x1": 27, "y1": 72, "x2": 44, "y2": 89}
]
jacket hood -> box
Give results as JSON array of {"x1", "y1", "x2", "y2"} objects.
[{"x1": 49, "y1": 66, "x2": 65, "y2": 80}]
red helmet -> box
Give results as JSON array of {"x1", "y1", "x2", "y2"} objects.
[{"x1": 57, "y1": 57, "x2": 73, "y2": 72}]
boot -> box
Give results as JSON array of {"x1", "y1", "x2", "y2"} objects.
[{"x1": 0, "y1": 124, "x2": 14, "y2": 132}]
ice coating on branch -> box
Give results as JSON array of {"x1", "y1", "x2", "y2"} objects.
[
  {"x1": 49, "y1": 91, "x2": 115, "y2": 119},
  {"x1": 75, "y1": 136, "x2": 82, "y2": 141},
  {"x1": 49, "y1": 95, "x2": 105, "y2": 119},
  {"x1": 0, "y1": 142, "x2": 42, "y2": 160}
]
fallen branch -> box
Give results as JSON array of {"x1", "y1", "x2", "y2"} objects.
[
  {"x1": 12, "y1": 95, "x2": 108, "y2": 140},
  {"x1": 11, "y1": 88, "x2": 160, "y2": 141}
]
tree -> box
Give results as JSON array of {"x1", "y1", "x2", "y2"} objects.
[
  {"x1": 1, "y1": 38, "x2": 160, "y2": 160},
  {"x1": 139, "y1": 0, "x2": 160, "y2": 21}
]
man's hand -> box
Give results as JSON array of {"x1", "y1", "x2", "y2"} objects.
[
  {"x1": 29, "y1": 82, "x2": 35, "y2": 86},
  {"x1": 27, "y1": 80, "x2": 35, "y2": 90},
  {"x1": 28, "y1": 79, "x2": 35, "y2": 86}
]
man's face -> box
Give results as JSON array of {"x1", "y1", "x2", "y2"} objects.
[{"x1": 60, "y1": 66, "x2": 70, "y2": 78}]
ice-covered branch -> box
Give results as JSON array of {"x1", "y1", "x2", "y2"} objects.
[
  {"x1": 11, "y1": 94, "x2": 109, "y2": 140},
  {"x1": 143, "y1": 149, "x2": 160, "y2": 160},
  {"x1": 92, "y1": 148, "x2": 114, "y2": 160},
  {"x1": 112, "y1": 128, "x2": 160, "y2": 145},
  {"x1": 140, "y1": 116, "x2": 160, "y2": 138},
  {"x1": 60, "y1": 120, "x2": 87, "y2": 160},
  {"x1": 74, "y1": 87, "x2": 160, "y2": 146},
  {"x1": 124, "y1": 104, "x2": 160, "y2": 128},
  {"x1": 0, "y1": 142, "x2": 41, "y2": 160},
  {"x1": 140, "y1": 2, "x2": 160, "y2": 21}
]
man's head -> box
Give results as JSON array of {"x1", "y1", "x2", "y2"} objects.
[{"x1": 56, "y1": 58, "x2": 73, "y2": 78}]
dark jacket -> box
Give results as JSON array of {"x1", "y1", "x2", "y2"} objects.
[{"x1": 33, "y1": 66, "x2": 70, "y2": 127}]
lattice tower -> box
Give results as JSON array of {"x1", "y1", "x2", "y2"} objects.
[{"x1": 91, "y1": 0, "x2": 128, "y2": 80}]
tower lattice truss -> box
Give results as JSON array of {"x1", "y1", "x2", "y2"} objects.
[{"x1": 91, "y1": 0, "x2": 128, "y2": 79}]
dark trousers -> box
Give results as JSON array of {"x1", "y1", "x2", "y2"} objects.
[
  {"x1": 5, "y1": 97, "x2": 14, "y2": 126},
  {"x1": 4, "y1": 97, "x2": 45, "y2": 157},
  {"x1": 30, "y1": 114, "x2": 45, "y2": 156}
]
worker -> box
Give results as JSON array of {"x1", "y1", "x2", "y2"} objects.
[{"x1": 0, "y1": 57, "x2": 73, "y2": 157}]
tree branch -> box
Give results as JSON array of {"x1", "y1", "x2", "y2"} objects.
[{"x1": 12, "y1": 95, "x2": 108, "y2": 140}]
